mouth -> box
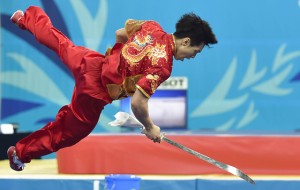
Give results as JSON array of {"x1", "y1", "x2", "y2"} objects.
[
  {"x1": 174, "y1": 55, "x2": 184, "y2": 61},
  {"x1": 174, "y1": 56, "x2": 183, "y2": 61}
]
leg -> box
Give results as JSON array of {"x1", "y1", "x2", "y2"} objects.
[
  {"x1": 8, "y1": 6, "x2": 109, "y2": 170},
  {"x1": 17, "y1": 6, "x2": 94, "y2": 77},
  {"x1": 15, "y1": 93, "x2": 107, "y2": 163}
]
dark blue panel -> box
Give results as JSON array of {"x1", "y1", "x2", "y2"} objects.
[{"x1": 1, "y1": 98, "x2": 42, "y2": 119}]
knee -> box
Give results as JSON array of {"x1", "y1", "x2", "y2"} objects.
[
  {"x1": 53, "y1": 124, "x2": 93, "y2": 150},
  {"x1": 27, "y1": 6, "x2": 44, "y2": 12}
]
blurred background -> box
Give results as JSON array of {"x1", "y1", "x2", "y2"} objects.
[{"x1": 1, "y1": 0, "x2": 300, "y2": 190}]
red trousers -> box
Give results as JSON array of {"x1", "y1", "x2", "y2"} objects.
[{"x1": 15, "y1": 6, "x2": 109, "y2": 163}]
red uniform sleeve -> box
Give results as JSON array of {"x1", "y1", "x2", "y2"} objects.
[{"x1": 136, "y1": 66, "x2": 170, "y2": 98}]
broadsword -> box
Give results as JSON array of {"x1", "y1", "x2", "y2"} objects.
[{"x1": 109, "y1": 112, "x2": 255, "y2": 184}]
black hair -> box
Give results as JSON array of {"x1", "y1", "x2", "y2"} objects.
[{"x1": 173, "y1": 13, "x2": 218, "y2": 47}]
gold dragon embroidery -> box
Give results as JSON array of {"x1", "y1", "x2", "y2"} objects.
[{"x1": 122, "y1": 33, "x2": 168, "y2": 68}]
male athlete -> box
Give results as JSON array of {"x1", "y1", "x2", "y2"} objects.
[{"x1": 7, "y1": 6, "x2": 217, "y2": 171}]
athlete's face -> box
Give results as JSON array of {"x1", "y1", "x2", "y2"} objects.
[{"x1": 174, "y1": 38, "x2": 205, "y2": 61}]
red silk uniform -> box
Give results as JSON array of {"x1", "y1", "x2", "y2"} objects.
[
  {"x1": 102, "y1": 20, "x2": 175, "y2": 100},
  {"x1": 15, "y1": 6, "x2": 175, "y2": 163}
]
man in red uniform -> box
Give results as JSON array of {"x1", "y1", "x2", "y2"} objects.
[{"x1": 7, "y1": 6, "x2": 217, "y2": 171}]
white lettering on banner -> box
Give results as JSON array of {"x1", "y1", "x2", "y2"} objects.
[{"x1": 158, "y1": 77, "x2": 188, "y2": 90}]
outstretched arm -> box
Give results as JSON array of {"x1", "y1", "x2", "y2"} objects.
[
  {"x1": 131, "y1": 89, "x2": 161, "y2": 142},
  {"x1": 115, "y1": 28, "x2": 128, "y2": 43}
]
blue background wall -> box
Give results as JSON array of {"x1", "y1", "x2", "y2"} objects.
[{"x1": 1, "y1": 0, "x2": 300, "y2": 133}]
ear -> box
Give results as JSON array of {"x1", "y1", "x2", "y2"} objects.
[{"x1": 182, "y1": 37, "x2": 191, "y2": 46}]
